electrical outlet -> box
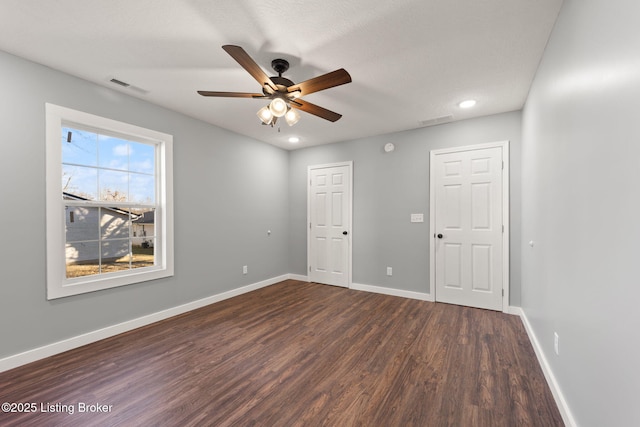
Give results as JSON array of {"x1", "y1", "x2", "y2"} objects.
[
  {"x1": 386, "y1": 267, "x2": 392, "y2": 276},
  {"x1": 554, "y1": 332, "x2": 559, "y2": 355},
  {"x1": 243, "y1": 265, "x2": 248, "y2": 275}
]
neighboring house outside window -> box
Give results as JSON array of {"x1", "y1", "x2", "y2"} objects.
[
  {"x1": 46, "y1": 104, "x2": 173, "y2": 299},
  {"x1": 132, "y1": 210, "x2": 155, "y2": 248}
]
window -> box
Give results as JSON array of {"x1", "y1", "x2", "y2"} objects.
[{"x1": 46, "y1": 104, "x2": 173, "y2": 299}]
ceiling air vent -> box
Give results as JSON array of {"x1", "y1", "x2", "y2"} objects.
[
  {"x1": 109, "y1": 78, "x2": 131, "y2": 88},
  {"x1": 419, "y1": 115, "x2": 453, "y2": 127}
]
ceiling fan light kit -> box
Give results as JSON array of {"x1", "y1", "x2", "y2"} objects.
[
  {"x1": 269, "y1": 97, "x2": 288, "y2": 117},
  {"x1": 257, "y1": 105, "x2": 273, "y2": 124},
  {"x1": 198, "y1": 45, "x2": 352, "y2": 129},
  {"x1": 285, "y1": 108, "x2": 300, "y2": 126}
]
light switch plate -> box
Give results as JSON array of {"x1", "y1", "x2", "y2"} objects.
[{"x1": 410, "y1": 213, "x2": 424, "y2": 223}]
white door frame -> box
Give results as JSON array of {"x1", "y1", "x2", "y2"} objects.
[
  {"x1": 429, "y1": 141, "x2": 510, "y2": 312},
  {"x1": 307, "y1": 161, "x2": 353, "y2": 287}
]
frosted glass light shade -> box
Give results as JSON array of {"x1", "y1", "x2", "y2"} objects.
[
  {"x1": 257, "y1": 106, "x2": 273, "y2": 124},
  {"x1": 269, "y1": 98, "x2": 288, "y2": 117},
  {"x1": 285, "y1": 108, "x2": 300, "y2": 126}
]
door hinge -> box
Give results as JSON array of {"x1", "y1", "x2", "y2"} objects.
[
  {"x1": 310, "y1": 222, "x2": 312, "y2": 229},
  {"x1": 502, "y1": 289, "x2": 504, "y2": 296},
  {"x1": 502, "y1": 161, "x2": 504, "y2": 170},
  {"x1": 502, "y1": 225, "x2": 504, "y2": 233},
  {"x1": 309, "y1": 265, "x2": 311, "y2": 272}
]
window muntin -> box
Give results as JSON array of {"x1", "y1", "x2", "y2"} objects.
[{"x1": 46, "y1": 104, "x2": 173, "y2": 299}]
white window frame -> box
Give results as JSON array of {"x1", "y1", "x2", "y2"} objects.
[{"x1": 45, "y1": 103, "x2": 174, "y2": 299}]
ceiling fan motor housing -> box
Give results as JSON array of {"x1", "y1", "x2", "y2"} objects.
[{"x1": 270, "y1": 76, "x2": 294, "y2": 88}]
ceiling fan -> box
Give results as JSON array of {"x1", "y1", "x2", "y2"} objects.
[{"x1": 198, "y1": 45, "x2": 352, "y2": 127}]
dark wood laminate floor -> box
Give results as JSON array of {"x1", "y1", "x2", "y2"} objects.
[{"x1": 0, "y1": 280, "x2": 563, "y2": 426}]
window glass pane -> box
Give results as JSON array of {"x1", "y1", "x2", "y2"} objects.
[
  {"x1": 130, "y1": 142, "x2": 155, "y2": 174},
  {"x1": 66, "y1": 241, "x2": 100, "y2": 278},
  {"x1": 65, "y1": 206, "x2": 99, "y2": 243},
  {"x1": 62, "y1": 127, "x2": 97, "y2": 167},
  {"x1": 132, "y1": 238, "x2": 155, "y2": 270},
  {"x1": 101, "y1": 238, "x2": 129, "y2": 260},
  {"x1": 101, "y1": 240, "x2": 131, "y2": 273},
  {"x1": 130, "y1": 173, "x2": 155, "y2": 204},
  {"x1": 99, "y1": 169, "x2": 129, "y2": 201},
  {"x1": 132, "y1": 208, "x2": 155, "y2": 237},
  {"x1": 98, "y1": 135, "x2": 129, "y2": 171},
  {"x1": 63, "y1": 165, "x2": 98, "y2": 200},
  {"x1": 101, "y1": 209, "x2": 131, "y2": 240}
]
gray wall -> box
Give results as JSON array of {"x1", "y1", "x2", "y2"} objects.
[
  {"x1": 0, "y1": 50, "x2": 290, "y2": 359},
  {"x1": 521, "y1": 0, "x2": 640, "y2": 425},
  {"x1": 289, "y1": 111, "x2": 522, "y2": 302}
]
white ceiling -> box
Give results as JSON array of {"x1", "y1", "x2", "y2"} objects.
[{"x1": 0, "y1": 0, "x2": 562, "y2": 150}]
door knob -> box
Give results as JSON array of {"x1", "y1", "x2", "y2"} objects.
[
  {"x1": 437, "y1": 233, "x2": 443, "y2": 239},
  {"x1": 343, "y1": 231, "x2": 348, "y2": 235}
]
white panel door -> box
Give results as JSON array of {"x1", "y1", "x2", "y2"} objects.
[
  {"x1": 433, "y1": 146, "x2": 504, "y2": 310},
  {"x1": 308, "y1": 163, "x2": 352, "y2": 287}
]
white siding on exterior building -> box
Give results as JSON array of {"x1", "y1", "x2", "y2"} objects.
[{"x1": 65, "y1": 206, "x2": 131, "y2": 263}]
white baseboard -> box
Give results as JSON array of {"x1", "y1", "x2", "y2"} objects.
[
  {"x1": 293, "y1": 278, "x2": 434, "y2": 302},
  {"x1": 350, "y1": 282, "x2": 434, "y2": 301},
  {"x1": 507, "y1": 306, "x2": 524, "y2": 316},
  {"x1": 511, "y1": 307, "x2": 577, "y2": 427},
  {"x1": 0, "y1": 274, "x2": 292, "y2": 373}
]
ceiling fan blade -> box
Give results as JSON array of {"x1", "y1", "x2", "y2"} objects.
[
  {"x1": 197, "y1": 91, "x2": 265, "y2": 98},
  {"x1": 222, "y1": 45, "x2": 277, "y2": 91},
  {"x1": 288, "y1": 68, "x2": 351, "y2": 96},
  {"x1": 291, "y1": 99, "x2": 343, "y2": 122}
]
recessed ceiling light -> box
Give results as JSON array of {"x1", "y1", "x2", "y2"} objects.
[
  {"x1": 458, "y1": 99, "x2": 477, "y2": 109},
  {"x1": 288, "y1": 137, "x2": 300, "y2": 143}
]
